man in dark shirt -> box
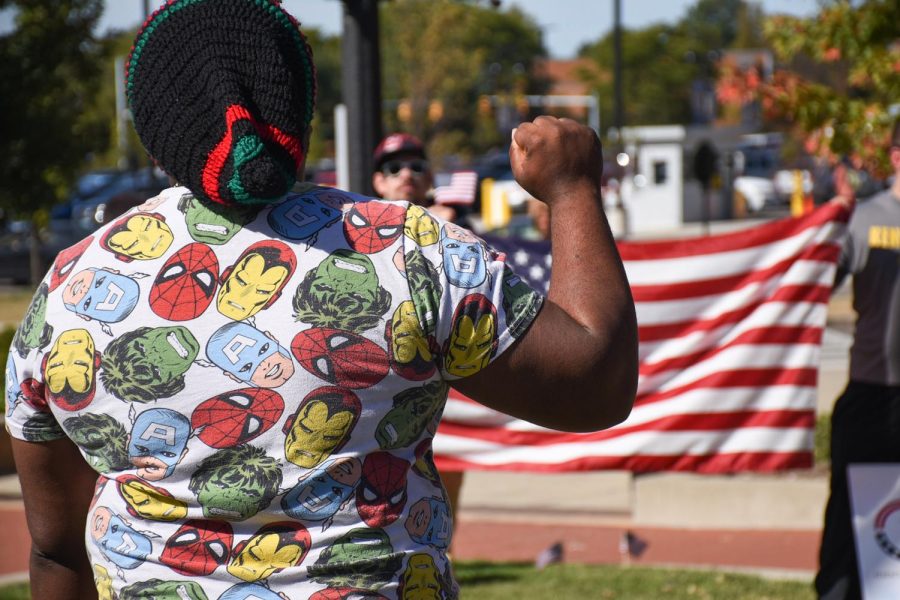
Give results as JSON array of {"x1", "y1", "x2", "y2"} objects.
[{"x1": 816, "y1": 119, "x2": 900, "y2": 600}]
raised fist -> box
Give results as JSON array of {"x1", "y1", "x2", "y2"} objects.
[{"x1": 509, "y1": 116, "x2": 604, "y2": 205}]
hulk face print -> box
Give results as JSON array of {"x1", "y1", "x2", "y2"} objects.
[
  {"x1": 12, "y1": 282, "x2": 53, "y2": 358},
  {"x1": 188, "y1": 444, "x2": 282, "y2": 521},
  {"x1": 501, "y1": 266, "x2": 542, "y2": 339},
  {"x1": 100, "y1": 326, "x2": 199, "y2": 403},
  {"x1": 292, "y1": 249, "x2": 391, "y2": 333},
  {"x1": 178, "y1": 193, "x2": 258, "y2": 244}
]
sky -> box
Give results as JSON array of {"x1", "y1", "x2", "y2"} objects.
[{"x1": 96, "y1": 0, "x2": 821, "y2": 60}]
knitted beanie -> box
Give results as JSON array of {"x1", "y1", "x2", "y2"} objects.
[{"x1": 125, "y1": 0, "x2": 317, "y2": 207}]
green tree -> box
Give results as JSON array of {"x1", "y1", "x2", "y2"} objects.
[
  {"x1": 0, "y1": 0, "x2": 108, "y2": 283},
  {"x1": 718, "y1": 0, "x2": 900, "y2": 176},
  {"x1": 579, "y1": 24, "x2": 699, "y2": 128},
  {"x1": 578, "y1": 0, "x2": 768, "y2": 132},
  {"x1": 303, "y1": 28, "x2": 342, "y2": 165},
  {"x1": 380, "y1": 0, "x2": 547, "y2": 164}
]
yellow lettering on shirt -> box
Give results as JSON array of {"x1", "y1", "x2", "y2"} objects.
[{"x1": 868, "y1": 226, "x2": 900, "y2": 250}]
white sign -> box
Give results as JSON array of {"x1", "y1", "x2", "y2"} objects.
[{"x1": 848, "y1": 464, "x2": 900, "y2": 600}]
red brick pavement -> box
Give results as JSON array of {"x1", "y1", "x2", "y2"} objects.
[
  {"x1": 452, "y1": 517, "x2": 821, "y2": 575},
  {"x1": 0, "y1": 502, "x2": 30, "y2": 576},
  {"x1": 0, "y1": 500, "x2": 821, "y2": 579}
]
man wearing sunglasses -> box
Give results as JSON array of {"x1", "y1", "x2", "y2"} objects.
[
  {"x1": 372, "y1": 133, "x2": 456, "y2": 221},
  {"x1": 372, "y1": 132, "x2": 463, "y2": 546}
]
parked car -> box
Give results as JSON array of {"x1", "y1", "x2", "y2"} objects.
[
  {"x1": 0, "y1": 221, "x2": 83, "y2": 284},
  {"x1": 0, "y1": 168, "x2": 169, "y2": 283},
  {"x1": 734, "y1": 175, "x2": 778, "y2": 212},
  {"x1": 68, "y1": 167, "x2": 169, "y2": 231}
]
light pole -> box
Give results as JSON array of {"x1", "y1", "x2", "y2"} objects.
[{"x1": 613, "y1": 0, "x2": 623, "y2": 139}]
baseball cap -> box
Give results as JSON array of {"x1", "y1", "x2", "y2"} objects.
[{"x1": 373, "y1": 134, "x2": 427, "y2": 171}]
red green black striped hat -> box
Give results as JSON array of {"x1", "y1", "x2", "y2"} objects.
[{"x1": 125, "y1": 0, "x2": 317, "y2": 207}]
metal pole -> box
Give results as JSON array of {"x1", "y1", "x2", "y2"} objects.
[
  {"x1": 114, "y1": 56, "x2": 129, "y2": 170},
  {"x1": 335, "y1": 104, "x2": 349, "y2": 191},
  {"x1": 341, "y1": 0, "x2": 382, "y2": 195},
  {"x1": 142, "y1": 0, "x2": 150, "y2": 20},
  {"x1": 613, "y1": 0, "x2": 623, "y2": 138}
]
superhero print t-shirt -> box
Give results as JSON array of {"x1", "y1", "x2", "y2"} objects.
[{"x1": 5, "y1": 185, "x2": 542, "y2": 599}]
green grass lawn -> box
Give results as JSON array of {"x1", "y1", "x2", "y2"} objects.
[
  {"x1": 0, "y1": 583, "x2": 26, "y2": 600},
  {"x1": 455, "y1": 561, "x2": 815, "y2": 600},
  {"x1": 0, "y1": 563, "x2": 814, "y2": 599},
  {"x1": 0, "y1": 288, "x2": 34, "y2": 326}
]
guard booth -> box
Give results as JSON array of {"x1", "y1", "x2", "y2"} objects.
[
  {"x1": 619, "y1": 125, "x2": 686, "y2": 235},
  {"x1": 619, "y1": 125, "x2": 739, "y2": 236}
]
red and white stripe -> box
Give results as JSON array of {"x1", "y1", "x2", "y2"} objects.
[
  {"x1": 434, "y1": 202, "x2": 850, "y2": 474},
  {"x1": 433, "y1": 170, "x2": 479, "y2": 206}
]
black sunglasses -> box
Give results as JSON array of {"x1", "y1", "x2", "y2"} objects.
[{"x1": 381, "y1": 159, "x2": 429, "y2": 177}]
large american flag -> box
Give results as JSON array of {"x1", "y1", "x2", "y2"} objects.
[{"x1": 435, "y1": 202, "x2": 850, "y2": 474}]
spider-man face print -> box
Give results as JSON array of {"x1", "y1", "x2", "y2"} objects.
[
  {"x1": 268, "y1": 193, "x2": 342, "y2": 240},
  {"x1": 356, "y1": 451, "x2": 409, "y2": 528},
  {"x1": 160, "y1": 518, "x2": 233, "y2": 576},
  {"x1": 291, "y1": 327, "x2": 390, "y2": 389},
  {"x1": 191, "y1": 388, "x2": 284, "y2": 448},
  {"x1": 48, "y1": 235, "x2": 93, "y2": 292},
  {"x1": 150, "y1": 243, "x2": 219, "y2": 321},
  {"x1": 344, "y1": 201, "x2": 406, "y2": 254}
]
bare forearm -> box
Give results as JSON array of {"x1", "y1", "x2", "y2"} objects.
[
  {"x1": 454, "y1": 117, "x2": 638, "y2": 432},
  {"x1": 546, "y1": 183, "x2": 633, "y2": 335},
  {"x1": 545, "y1": 184, "x2": 637, "y2": 409}
]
